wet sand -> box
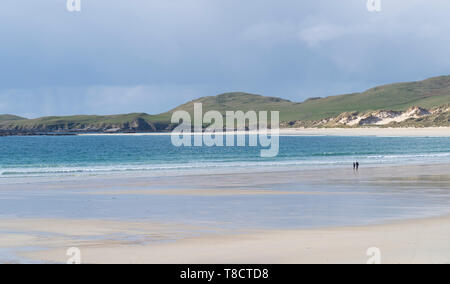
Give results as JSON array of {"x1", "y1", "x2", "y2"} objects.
[
  {"x1": 0, "y1": 216, "x2": 448, "y2": 264},
  {"x1": 1, "y1": 164, "x2": 450, "y2": 263}
]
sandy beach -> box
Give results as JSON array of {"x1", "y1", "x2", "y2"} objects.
[
  {"x1": 1, "y1": 215, "x2": 444, "y2": 264},
  {"x1": 2, "y1": 0, "x2": 450, "y2": 268},
  {"x1": 78, "y1": 127, "x2": 450, "y2": 137},
  {"x1": 279, "y1": 127, "x2": 450, "y2": 137},
  {"x1": 1, "y1": 163, "x2": 450, "y2": 264}
]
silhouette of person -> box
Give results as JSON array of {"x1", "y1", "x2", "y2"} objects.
[
  {"x1": 356, "y1": 162, "x2": 360, "y2": 170},
  {"x1": 353, "y1": 162, "x2": 356, "y2": 170}
]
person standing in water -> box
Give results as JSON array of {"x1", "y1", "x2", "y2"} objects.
[{"x1": 356, "y1": 162, "x2": 360, "y2": 170}]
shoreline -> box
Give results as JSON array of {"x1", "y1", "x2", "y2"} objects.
[
  {"x1": 2, "y1": 164, "x2": 450, "y2": 263},
  {"x1": 1, "y1": 163, "x2": 450, "y2": 223},
  {"x1": 76, "y1": 127, "x2": 450, "y2": 137},
  {"x1": 2, "y1": 158, "x2": 450, "y2": 184},
  {"x1": 2, "y1": 161, "x2": 450, "y2": 186},
  {"x1": 2, "y1": 127, "x2": 450, "y2": 137}
]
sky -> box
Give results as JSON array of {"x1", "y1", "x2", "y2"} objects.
[{"x1": 1, "y1": 0, "x2": 450, "y2": 118}]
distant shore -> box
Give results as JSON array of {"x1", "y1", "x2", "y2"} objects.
[
  {"x1": 279, "y1": 127, "x2": 450, "y2": 137},
  {"x1": 76, "y1": 127, "x2": 450, "y2": 137},
  {"x1": 2, "y1": 127, "x2": 450, "y2": 137}
]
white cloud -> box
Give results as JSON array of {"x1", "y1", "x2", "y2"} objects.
[
  {"x1": 242, "y1": 21, "x2": 366, "y2": 48},
  {"x1": 242, "y1": 21, "x2": 298, "y2": 43},
  {"x1": 298, "y1": 24, "x2": 365, "y2": 47}
]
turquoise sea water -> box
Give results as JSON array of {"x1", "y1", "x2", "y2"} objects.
[
  {"x1": 1, "y1": 135, "x2": 450, "y2": 177},
  {"x1": 1, "y1": 135, "x2": 450, "y2": 241}
]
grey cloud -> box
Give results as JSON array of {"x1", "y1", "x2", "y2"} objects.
[{"x1": 0, "y1": 0, "x2": 449, "y2": 116}]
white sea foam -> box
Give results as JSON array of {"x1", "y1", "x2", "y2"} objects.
[{"x1": 2, "y1": 151, "x2": 450, "y2": 178}]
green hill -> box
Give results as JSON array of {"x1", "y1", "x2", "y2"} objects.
[
  {"x1": 159, "y1": 92, "x2": 298, "y2": 122},
  {"x1": 158, "y1": 76, "x2": 450, "y2": 122},
  {"x1": 0, "y1": 114, "x2": 26, "y2": 122},
  {"x1": 289, "y1": 75, "x2": 450, "y2": 121},
  {"x1": 0, "y1": 113, "x2": 170, "y2": 132},
  {"x1": 0, "y1": 75, "x2": 449, "y2": 133}
]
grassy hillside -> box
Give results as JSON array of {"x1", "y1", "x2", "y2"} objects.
[
  {"x1": 0, "y1": 113, "x2": 170, "y2": 132},
  {"x1": 289, "y1": 75, "x2": 450, "y2": 121},
  {"x1": 157, "y1": 76, "x2": 450, "y2": 122},
  {"x1": 158, "y1": 92, "x2": 298, "y2": 122},
  {"x1": 1, "y1": 75, "x2": 449, "y2": 132},
  {"x1": 0, "y1": 114, "x2": 26, "y2": 122},
  {"x1": 8, "y1": 113, "x2": 156, "y2": 127}
]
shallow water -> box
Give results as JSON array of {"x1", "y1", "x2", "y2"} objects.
[
  {"x1": 1, "y1": 135, "x2": 450, "y2": 178},
  {"x1": 2, "y1": 135, "x2": 450, "y2": 263},
  {"x1": 1, "y1": 166, "x2": 450, "y2": 230}
]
